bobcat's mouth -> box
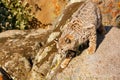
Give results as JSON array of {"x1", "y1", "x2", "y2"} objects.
[{"x1": 65, "y1": 50, "x2": 76, "y2": 58}]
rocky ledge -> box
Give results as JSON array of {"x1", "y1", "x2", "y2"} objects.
[{"x1": 0, "y1": 0, "x2": 120, "y2": 80}]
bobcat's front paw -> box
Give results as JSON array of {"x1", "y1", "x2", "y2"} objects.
[
  {"x1": 60, "y1": 58, "x2": 71, "y2": 68},
  {"x1": 86, "y1": 46, "x2": 96, "y2": 54}
]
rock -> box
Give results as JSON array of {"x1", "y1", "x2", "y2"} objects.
[
  {"x1": 0, "y1": 30, "x2": 26, "y2": 38},
  {"x1": 24, "y1": 0, "x2": 67, "y2": 25},
  {"x1": 2, "y1": 27, "x2": 119, "y2": 80},
  {"x1": 68, "y1": 0, "x2": 86, "y2": 4},
  {"x1": 0, "y1": 28, "x2": 52, "y2": 80},
  {"x1": 53, "y1": 27, "x2": 120, "y2": 80}
]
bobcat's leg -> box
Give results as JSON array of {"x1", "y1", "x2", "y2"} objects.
[{"x1": 86, "y1": 26, "x2": 97, "y2": 54}]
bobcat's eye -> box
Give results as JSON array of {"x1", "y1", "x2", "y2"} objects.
[{"x1": 65, "y1": 38, "x2": 71, "y2": 44}]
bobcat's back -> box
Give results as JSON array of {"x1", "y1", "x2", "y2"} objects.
[{"x1": 71, "y1": 0, "x2": 101, "y2": 29}]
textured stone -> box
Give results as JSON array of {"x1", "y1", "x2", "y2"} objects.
[
  {"x1": 0, "y1": 28, "x2": 51, "y2": 80},
  {"x1": 24, "y1": 0, "x2": 67, "y2": 25},
  {"x1": 53, "y1": 27, "x2": 120, "y2": 80}
]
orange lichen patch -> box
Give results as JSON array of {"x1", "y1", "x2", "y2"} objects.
[
  {"x1": 0, "y1": 75, "x2": 3, "y2": 80},
  {"x1": 117, "y1": 2, "x2": 120, "y2": 8},
  {"x1": 102, "y1": 1, "x2": 113, "y2": 14},
  {"x1": 102, "y1": 8, "x2": 112, "y2": 14},
  {"x1": 97, "y1": 0, "x2": 120, "y2": 26},
  {"x1": 101, "y1": 1, "x2": 120, "y2": 15},
  {"x1": 25, "y1": 0, "x2": 67, "y2": 25},
  {"x1": 52, "y1": 0, "x2": 61, "y2": 16}
]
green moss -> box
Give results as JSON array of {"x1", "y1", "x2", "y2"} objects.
[{"x1": 0, "y1": 0, "x2": 34, "y2": 32}]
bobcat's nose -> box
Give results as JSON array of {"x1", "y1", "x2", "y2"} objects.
[
  {"x1": 58, "y1": 48, "x2": 65, "y2": 54},
  {"x1": 61, "y1": 49, "x2": 64, "y2": 53}
]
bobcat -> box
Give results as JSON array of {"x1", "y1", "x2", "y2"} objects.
[{"x1": 56, "y1": 0, "x2": 106, "y2": 68}]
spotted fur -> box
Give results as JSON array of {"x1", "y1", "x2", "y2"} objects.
[{"x1": 57, "y1": 0, "x2": 105, "y2": 55}]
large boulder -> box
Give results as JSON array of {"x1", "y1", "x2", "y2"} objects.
[
  {"x1": 0, "y1": 28, "x2": 52, "y2": 80},
  {"x1": 53, "y1": 27, "x2": 120, "y2": 80}
]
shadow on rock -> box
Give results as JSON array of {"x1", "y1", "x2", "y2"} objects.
[{"x1": 97, "y1": 26, "x2": 112, "y2": 49}]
